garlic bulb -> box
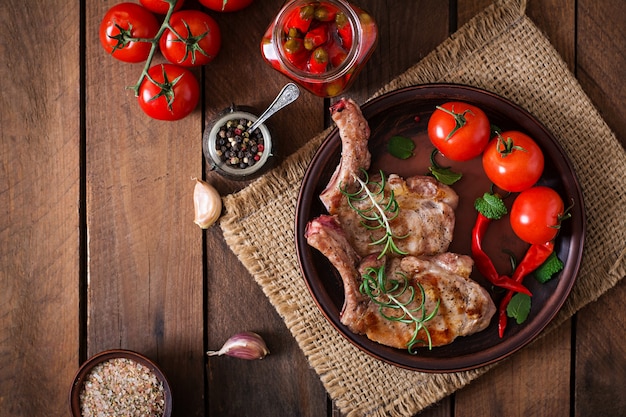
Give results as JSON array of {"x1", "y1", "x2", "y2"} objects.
[
  {"x1": 192, "y1": 178, "x2": 222, "y2": 229},
  {"x1": 206, "y1": 332, "x2": 270, "y2": 360}
]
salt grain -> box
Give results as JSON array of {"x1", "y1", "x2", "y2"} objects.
[{"x1": 79, "y1": 357, "x2": 165, "y2": 417}]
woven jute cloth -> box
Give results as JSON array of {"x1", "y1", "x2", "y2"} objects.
[{"x1": 220, "y1": 0, "x2": 626, "y2": 415}]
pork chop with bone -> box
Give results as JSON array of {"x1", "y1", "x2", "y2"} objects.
[
  {"x1": 319, "y1": 99, "x2": 459, "y2": 258},
  {"x1": 305, "y1": 98, "x2": 495, "y2": 349}
]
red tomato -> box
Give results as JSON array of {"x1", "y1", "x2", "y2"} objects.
[
  {"x1": 510, "y1": 186, "x2": 565, "y2": 244},
  {"x1": 199, "y1": 0, "x2": 253, "y2": 12},
  {"x1": 139, "y1": 0, "x2": 184, "y2": 15},
  {"x1": 427, "y1": 101, "x2": 491, "y2": 161},
  {"x1": 482, "y1": 131, "x2": 545, "y2": 192},
  {"x1": 138, "y1": 64, "x2": 199, "y2": 121},
  {"x1": 160, "y1": 10, "x2": 221, "y2": 67},
  {"x1": 99, "y1": 3, "x2": 159, "y2": 63}
]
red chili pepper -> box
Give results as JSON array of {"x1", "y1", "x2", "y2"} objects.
[
  {"x1": 308, "y1": 47, "x2": 329, "y2": 73},
  {"x1": 282, "y1": 38, "x2": 308, "y2": 70},
  {"x1": 335, "y1": 12, "x2": 353, "y2": 50},
  {"x1": 304, "y1": 26, "x2": 329, "y2": 51},
  {"x1": 471, "y1": 213, "x2": 532, "y2": 295},
  {"x1": 498, "y1": 240, "x2": 555, "y2": 337},
  {"x1": 284, "y1": 5, "x2": 314, "y2": 35},
  {"x1": 314, "y1": 3, "x2": 338, "y2": 22},
  {"x1": 326, "y1": 41, "x2": 347, "y2": 67}
]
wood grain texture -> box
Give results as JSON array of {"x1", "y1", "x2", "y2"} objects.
[
  {"x1": 0, "y1": 1, "x2": 80, "y2": 415},
  {"x1": 577, "y1": 0, "x2": 626, "y2": 148},
  {"x1": 1, "y1": 0, "x2": 624, "y2": 416},
  {"x1": 575, "y1": 280, "x2": 626, "y2": 416},
  {"x1": 84, "y1": 1, "x2": 205, "y2": 415},
  {"x1": 456, "y1": 322, "x2": 572, "y2": 417}
]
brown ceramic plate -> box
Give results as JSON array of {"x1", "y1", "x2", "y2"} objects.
[{"x1": 295, "y1": 84, "x2": 585, "y2": 372}]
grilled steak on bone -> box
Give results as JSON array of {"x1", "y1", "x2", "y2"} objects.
[{"x1": 305, "y1": 98, "x2": 495, "y2": 349}]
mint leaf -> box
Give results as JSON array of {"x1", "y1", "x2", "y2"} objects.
[
  {"x1": 428, "y1": 165, "x2": 463, "y2": 185},
  {"x1": 534, "y1": 252, "x2": 564, "y2": 283},
  {"x1": 474, "y1": 192, "x2": 507, "y2": 220},
  {"x1": 387, "y1": 135, "x2": 415, "y2": 159},
  {"x1": 506, "y1": 293, "x2": 531, "y2": 324},
  {"x1": 427, "y1": 148, "x2": 462, "y2": 185}
]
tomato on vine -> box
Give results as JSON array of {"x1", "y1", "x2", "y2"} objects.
[
  {"x1": 138, "y1": 64, "x2": 199, "y2": 121},
  {"x1": 160, "y1": 10, "x2": 222, "y2": 66},
  {"x1": 482, "y1": 130, "x2": 545, "y2": 192},
  {"x1": 99, "y1": 2, "x2": 160, "y2": 63},
  {"x1": 427, "y1": 101, "x2": 491, "y2": 161},
  {"x1": 140, "y1": 0, "x2": 185, "y2": 15},
  {"x1": 509, "y1": 186, "x2": 570, "y2": 244},
  {"x1": 199, "y1": 0, "x2": 254, "y2": 12}
]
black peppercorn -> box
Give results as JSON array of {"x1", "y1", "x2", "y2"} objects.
[{"x1": 214, "y1": 116, "x2": 265, "y2": 169}]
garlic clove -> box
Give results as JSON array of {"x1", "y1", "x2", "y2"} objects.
[
  {"x1": 206, "y1": 332, "x2": 270, "y2": 360},
  {"x1": 193, "y1": 177, "x2": 222, "y2": 229}
]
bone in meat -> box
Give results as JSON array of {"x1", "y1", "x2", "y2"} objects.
[
  {"x1": 319, "y1": 98, "x2": 371, "y2": 215},
  {"x1": 306, "y1": 216, "x2": 496, "y2": 349}
]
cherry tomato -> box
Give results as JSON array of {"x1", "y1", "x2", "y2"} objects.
[
  {"x1": 199, "y1": 0, "x2": 254, "y2": 12},
  {"x1": 160, "y1": 10, "x2": 221, "y2": 67},
  {"x1": 138, "y1": 64, "x2": 199, "y2": 121},
  {"x1": 510, "y1": 186, "x2": 566, "y2": 244},
  {"x1": 99, "y1": 3, "x2": 159, "y2": 63},
  {"x1": 139, "y1": 0, "x2": 184, "y2": 15},
  {"x1": 482, "y1": 130, "x2": 545, "y2": 192},
  {"x1": 427, "y1": 101, "x2": 491, "y2": 161}
]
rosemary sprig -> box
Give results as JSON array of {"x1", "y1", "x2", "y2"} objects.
[
  {"x1": 341, "y1": 170, "x2": 408, "y2": 259},
  {"x1": 360, "y1": 265, "x2": 440, "y2": 352}
]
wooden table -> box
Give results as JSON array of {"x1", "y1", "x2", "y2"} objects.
[{"x1": 2, "y1": 0, "x2": 625, "y2": 416}]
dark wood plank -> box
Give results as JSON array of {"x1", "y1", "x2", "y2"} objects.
[
  {"x1": 85, "y1": 1, "x2": 205, "y2": 415},
  {"x1": 457, "y1": 0, "x2": 492, "y2": 27},
  {"x1": 0, "y1": 1, "x2": 80, "y2": 415},
  {"x1": 577, "y1": 0, "x2": 626, "y2": 149},
  {"x1": 456, "y1": 321, "x2": 572, "y2": 417},
  {"x1": 575, "y1": 2, "x2": 626, "y2": 415},
  {"x1": 203, "y1": 1, "x2": 329, "y2": 415},
  {"x1": 575, "y1": 280, "x2": 626, "y2": 416}
]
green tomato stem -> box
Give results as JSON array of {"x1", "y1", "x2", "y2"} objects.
[
  {"x1": 127, "y1": 0, "x2": 180, "y2": 97},
  {"x1": 435, "y1": 104, "x2": 474, "y2": 141}
]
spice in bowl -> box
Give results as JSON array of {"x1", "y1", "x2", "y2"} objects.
[
  {"x1": 215, "y1": 117, "x2": 266, "y2": 170},
  {"x1": 80, "y1": 358, "x2": 165, "y2": 416},
  {"x1": 70, "y1": 350, "x2": 172, "y2": 417},
  {"x1": 203, "y1": 107, "x2": 273, "y2": 179}
]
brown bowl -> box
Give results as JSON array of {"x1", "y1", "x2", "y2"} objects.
[
  {"x1": 69, "y1": 349, "x2": 172, "y2": 417},
  {"x1": 295, "y1": 84, "x2": 585, "y2": 372}
]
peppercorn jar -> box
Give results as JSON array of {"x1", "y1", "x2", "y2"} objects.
[
  {"x1": 260, "y1": 0, "x2": 378, "y2": 97},
  {"x1": 203, "y1": 105, "x2": 273, "y2": 180}
]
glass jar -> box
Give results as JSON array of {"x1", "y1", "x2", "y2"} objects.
[{"x1": 260, "y1": 0, "x2": 378, "y2": 97}]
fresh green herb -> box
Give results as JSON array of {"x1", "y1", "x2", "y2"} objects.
[
  {"x1": 387, "y1": 135, "x2": 415, "y2": 159},
  {"x1": 341, "y1": 170, "x2": 408, "y2": 259},
  {"x1": 360, "y1": 265, "x2": 440, "y2": 352},
  {"x1": 506, "y1": 292, "x2": 531, "y2": 324},
  {"x1": 427, "y1": 149, "x2": 462, "y2": 185},
  {"x1": 474, "y1": 192, "x2": 507, "y2": 220},
  {"x1": 533, "y1": 252, "x2": 564, "y2": 283}
]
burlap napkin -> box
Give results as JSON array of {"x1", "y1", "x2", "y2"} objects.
[{"x1": 220, "y1": 0, "x2": 626, "y2": 415}]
